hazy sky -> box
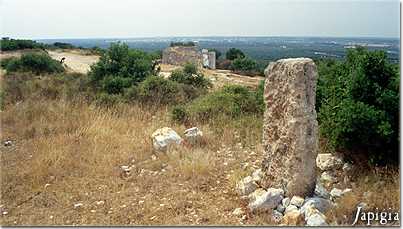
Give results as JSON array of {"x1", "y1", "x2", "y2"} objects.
[{"x1": 0, "y1": 0, "x2": 400, "y2": 39}]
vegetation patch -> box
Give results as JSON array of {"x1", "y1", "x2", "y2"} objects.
[
  {"x1": 172, "y1": 84, "x2": 264, "y2": 123},
  {"x1": 1, "y1": 52, "x2": 65, "y2": 75},
  {"x1": 316, "y1": 48, "x2": 399, "y2": 165}
]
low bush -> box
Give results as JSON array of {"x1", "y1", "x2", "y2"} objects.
[
  {"x1": 172, "y1": 84, "x2": 264, "y2": 123},
  {"x1": 170, "y1": 63, "x2": 212, "y2": 89},
  {"x1": 230, "y1": 57, "x2": 261, "y2": 76},
  {"x1": 1, "y1": 52, "x2": 65, "y2": 75},
  {"x1": 171, "y1": 105, "x2": 188, "y2": 123},
  {"x1": 1, "y1": 72, "x2": 90, "y2": 106},
  {"x1": 94, "y1": 93, "x2": 123, "y2": 107},
  {"x1": 136, "y1": 76, "x2": 186, "y2": 105},
  {"x1": 255, "y1": 80, "x2": 265, "y2": 111},
  {"x1": 101, "y1": 76, "x2": 133, "y2": 94}
]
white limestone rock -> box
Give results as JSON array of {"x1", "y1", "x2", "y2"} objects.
[
  {"x1": 300, "y1": 197, "x2": 332, "y2": 216},
  {"x1": 306, "y1": 211, "x2": 328, "y2": 226},
  {"x1": 282, "y1": 197, "x2": 291, "y2": 208},
  {"x1": 151, "y1": 127, "x2": 183, "y2": 151},
  {"x1": 320, "y1": 171, "x2": 337, "y2": 184},
  {"x1": 285, "y1": 204, "x2": 298, "y2": 213},
  {"x1": 251, "y1": 169, "x2": 264, "y2": 183},
  {"x1": 290, "y1": 196, "x2": 305, "y2": 207},
  {"x1": 183, "y1": 127, "x2": 203, "y2": 144},
  {"x1": 314, "y1": 181, "x2": 330, "y2": 199},
  {"x1": 316, "y1": 153, "x2": 343, "y2": 171},
  {"x1": 248, "y1": 188, "x2": 284, "y2": 211},
  {"x1": 236, "y1": 176, "x2": 258, "y2": 196}
]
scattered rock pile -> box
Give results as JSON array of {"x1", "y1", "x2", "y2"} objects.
[
  {"x1": 235, "y1": 153, "x2": 355, "y2": 226},
  {"x1": 151, "y1": 127, "x2": 203, "y2": 152}
]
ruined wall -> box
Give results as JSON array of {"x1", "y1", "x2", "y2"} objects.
[
  {"x1": 162, "y1": 46, "x2": 202, "y2": 67},
  {"x1": 261, "y1": 58, "x2": 319, "y2": 197}
]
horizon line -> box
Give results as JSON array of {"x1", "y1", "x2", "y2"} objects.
[{"x1": 2, "y1": 35, "x2": 400, "y2": 40}]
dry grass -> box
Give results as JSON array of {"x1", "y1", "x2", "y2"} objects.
[
  {"x1": 0, "y1": 73, "x2": 400, "y2": 226},
  {"x1": 0, "y1": 86, "x2": 263, "y2": 225},
  {"x1": 325, "y1": 166, "x2": 400, "y2": 226}
]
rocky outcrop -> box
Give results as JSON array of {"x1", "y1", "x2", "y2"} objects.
[{"x1": 261, "y1": 58, "x2": 319, "y2": 197}]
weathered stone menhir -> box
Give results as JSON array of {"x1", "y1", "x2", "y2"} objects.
[{"x1": 261, "y1": 58, "x2": 319, "y2": 197}]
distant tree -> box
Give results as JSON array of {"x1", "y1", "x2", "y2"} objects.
[
  {"x1": 170, "y1": 41, "x2": 196, "y2": 47},
  {"x1": 230, "y1": 57, "x2": 257, "y2": 72},
  {"x1": 52, "y1": 42, "x2": 75, "y2": 49},
  {"x1": 0, "y1": 38, "x2": 46, "y2": 51},
  {"x1": 226, "y1": 48, "x2": 245, "y2": 60},
  {"x1": 208, "y1": 48, "x2": 222, "y2": 60}
]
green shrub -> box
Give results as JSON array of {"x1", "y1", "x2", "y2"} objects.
[
  {"x1": 226, "y1": 48, "x2": 245, "y2": 60},
  {"x1": 0, "y1": 57, "x2": 16, "y2": 69},
  {"x1": 230, "y1": 57, "x2": 258, "y2": 73},
  {"x1": 123, "y1": 85, "x2": 139, "y2": 101},
  {"x1": 95, "y1": 93, "x2": 123, "y2": 107},
  {"x1": 183, "y1": 62, "x2": 197, "y2": 75},
  {"x1": 1, "y1": 52, "x2": 64, "y2": 74},
  {"x1": 137, "y1": 76, "x2": 184, "y2": 105},
  {"x1": 255, "y1": 80, "x2": 265, "y2": 112},
  {"x1": 171, "y1": 105, "x2": 188, "y2": 122},
  {"x1": 89, "y1": 43, "x2": 157, "y2": 93},
  {"x1": 170, "y1": 63, "x2": 211, "y2": 89},
  {"x1": 317, "y1": 48, "x2": 399, "y2": 164},
  {"x1": 175, "y1": 85, "x2": 263, "y2": 122},
  {"x1": 101, "y1": 76, "x2": 133, "y2": 94}
]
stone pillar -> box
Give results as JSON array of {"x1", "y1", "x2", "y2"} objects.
[
  {"x1": 261, "y1": 58, "x2": 319, "y2": 197},
  {"x1": 208, "y1": 51, "x2": 216, "y2": 69}
]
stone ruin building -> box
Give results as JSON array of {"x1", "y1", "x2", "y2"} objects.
[{"x1": 162, "y1": 44, "x2": 216, "y2": 69}]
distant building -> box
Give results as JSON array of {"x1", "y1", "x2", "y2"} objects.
[
  {"x1": 162, "y1": 44, "x2": 216, "y2": 69},
  {"x1": 202, "y1": 49, "x2": 216, "y2": 69}
]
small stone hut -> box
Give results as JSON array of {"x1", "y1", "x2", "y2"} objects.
[{"x1": 162, "y1": 45, "x2": 216, "y2": 69}]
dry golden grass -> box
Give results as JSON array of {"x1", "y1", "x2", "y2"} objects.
[
  {"x1": 0, "y1": 90, "x2": 264, "y2": 225},
  {"x1": 0, "y1": 73, "x2": 400, "y2": 226},
  {"x1": 325, "y1": 166, "x2": 400, "y2": 226}
]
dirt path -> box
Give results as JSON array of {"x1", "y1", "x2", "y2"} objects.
[
  {"x1": 0, "y1": 49, "x2": 100, "y2": 74},
  {"x1": 47, "y1": 50, "x2": 99, "y2": 74},
  {"x1": 160, "y1": 64, "x2": 264, "y2": 89}
]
